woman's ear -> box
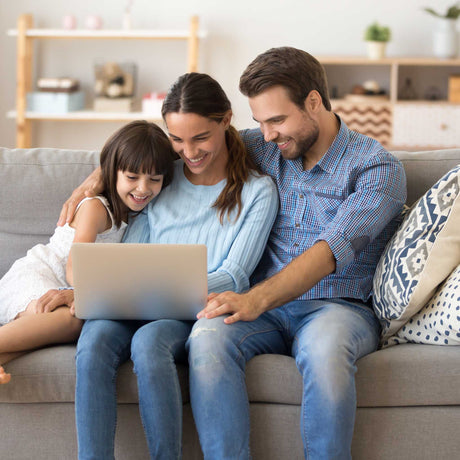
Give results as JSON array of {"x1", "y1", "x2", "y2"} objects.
[
  {"x1": 304, "y1": 90, "x2": 322, "y2": 113},
  {"x1": 222, "y1": 110, "x2": 232, "y2": 129}
]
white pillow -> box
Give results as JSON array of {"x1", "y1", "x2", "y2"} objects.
[
  {"x1": 373, "y1": 165, "x2": 460, "y2": 343},
  {"x1": 385, "y1": 264, "x2": 460, "y2": 346}
]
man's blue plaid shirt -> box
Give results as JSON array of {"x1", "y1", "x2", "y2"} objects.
[{"x1": 241, "y1": 118, "x2": 406, "y2": 302}]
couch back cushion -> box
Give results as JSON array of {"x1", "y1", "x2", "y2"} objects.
[
  {"x1": 392, "y1": 149, "x2": 460, "y2": 206},
  {"x1": 1, "y1": 146, "x2": 459, "y2": 279},
  {"x1": 0, "y1": 147, "x2": 100, "y2": 278}
]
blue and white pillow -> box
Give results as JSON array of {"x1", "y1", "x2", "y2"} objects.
[
  {"x1": 373, "y1": 165, "x2": 460, "y2": 344},
  {"x1": 386, "y1": 264, "x2": 460, "y2": 346}
]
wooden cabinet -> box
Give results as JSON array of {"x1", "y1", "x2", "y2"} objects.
[
  {"x1": 7, "y1": 14, "x2": 207, "y2": 148},
  {"x1": 318, "y1": 56, "x2": 460, "y2": 149},
  {"x1": 393, "y1": 103, "x2": 460, "y2": 148}
]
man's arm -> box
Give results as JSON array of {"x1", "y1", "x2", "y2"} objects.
[
  {"x1": 199, "y1": 240, "x2": 336, "y2": 324},
  {"x1": 57, "y1": 167, "x2": 103, "y2": 226},
  {"x1": 200, "y1": 150, "x2": 406, "y2": 325}
]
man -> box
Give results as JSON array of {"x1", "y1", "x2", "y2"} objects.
[{"x1": 187, "y1": 47, "x2": 406, "y2": 459}]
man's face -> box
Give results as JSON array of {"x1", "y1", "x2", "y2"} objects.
[{"x1": 248, "y1": 86, "x2": 319, "y2": 161}]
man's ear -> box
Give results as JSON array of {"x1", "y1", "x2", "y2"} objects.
[{"x1": 304, "y1": 90, "x2": 322, "y2": 113}]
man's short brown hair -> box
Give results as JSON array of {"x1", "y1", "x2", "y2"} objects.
[{"x1": 239, "y1": 47, "x2": 331, "y2": 111}]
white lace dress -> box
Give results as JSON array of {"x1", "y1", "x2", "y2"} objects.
[{"x1": 0, "y1": 196, "x2": 127, "y2": 325}]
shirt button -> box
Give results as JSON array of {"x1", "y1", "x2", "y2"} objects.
[
  {"x1": 293, "y1": 243, "x2": 299, "y2": 247},
  {"x1": 299, "y1": 194, "x2": 304, "y2": 198},
  {"x1": 295, "y1": 223, "x2": 300, "y2": 228}
]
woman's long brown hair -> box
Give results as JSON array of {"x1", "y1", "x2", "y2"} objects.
[{"x1": 161, "y1": 72, "x2": 259, "y2": 222}]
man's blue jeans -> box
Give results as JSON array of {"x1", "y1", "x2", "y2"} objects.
[
  {"x1": 75, "y1": 318, "x2": 192, "y2": 460},
  {"x1": 187, "y1": 299, "x2": 380, "y2": 460}
]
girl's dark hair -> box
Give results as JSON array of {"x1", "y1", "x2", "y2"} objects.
[
  {"x1": 100, "y1": 120, "x2": 176, "y2": 227},
  {"x1": 161, "y1": 72, "x2": 258, "y2": 222},
  {"x1": 239, "y1": 46, "x2": 331, "y2": 111}
]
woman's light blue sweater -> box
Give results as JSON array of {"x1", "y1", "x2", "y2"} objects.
[{"x1": 123, "y1": 160, "x2": 278, "y2": 293}]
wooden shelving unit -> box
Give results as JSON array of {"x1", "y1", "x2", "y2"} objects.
[
  {"x1": 317, "y1": 56, "x2": 460, "y2": 149},
  {"x1": 7, "y1": 14, "x2": 207, "y2": 148}
]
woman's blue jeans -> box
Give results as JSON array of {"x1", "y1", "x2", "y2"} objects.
[
  {"x1": 75, "y1": 318, "x2": 192, "y2": 460},
  {"x1": 186, "y1": 299, "x2": 381, "y2": 460}
]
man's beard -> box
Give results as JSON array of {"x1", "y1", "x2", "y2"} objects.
[{"x1": 280, "y1": 124, "x2": 320, "y2": 161}]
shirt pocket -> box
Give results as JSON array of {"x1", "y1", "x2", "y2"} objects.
[{"x1": 310, "y1": 188, "x2": 347, "y2": 227}]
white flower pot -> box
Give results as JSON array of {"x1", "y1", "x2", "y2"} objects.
[
  {"x1": 432, "y1": 18, "x2": 457, "y2": 59},
  {"x1": 366, "y1": 41, "x2": 387, "y2": 60}
]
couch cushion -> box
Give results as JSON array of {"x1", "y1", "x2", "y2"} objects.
[
  {"x1": 373, "y1": 165, "x2": 460, "y2": 344},
  {"x1": 245, "y1": 346, "x2": 460, "y2": 407},
  {"x1": 0, "y1": 345, "x2": 188, "y2": 404},
  {"x1": 0, "y1": 147, "x2": 100, "y2": 278},
  {"x1": 2, "y1": 344, "x2": 460, "y2": 408},
  {"x1": 388, "y1": 263, "x2": 460, "y2": 346},
  {"x1": 392, "y1": 149, "x2": 460, "y2": 206}
]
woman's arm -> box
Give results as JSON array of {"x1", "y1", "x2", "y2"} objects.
[
  {"x1": 57, "y1": 167, "x2": 103, "y2": 226},
  {"x1": 65, "y1": 197, "x2": 111, "y2": 285},
  {"x1": 207, "y1": 175, "x2": 278, "y2": 294}
]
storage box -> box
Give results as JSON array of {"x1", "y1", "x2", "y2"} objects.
[
  {"x1": 26, "y1": 91, "x2": 85, "y2": 113},
  {"x1": 93, "y1": 97, "x2": 133, "y2": 112},
  {"x1": 448, "y1": 75, "x2": 460, "y2": 103}
]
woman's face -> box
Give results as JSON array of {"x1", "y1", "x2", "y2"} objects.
[{"x1": 165, "y1": 112, "x2": 230, "y2": 185}]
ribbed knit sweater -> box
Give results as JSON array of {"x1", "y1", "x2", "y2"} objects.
[{"x1": 123, "y1": 160, "x2": 278, "y2": 293}]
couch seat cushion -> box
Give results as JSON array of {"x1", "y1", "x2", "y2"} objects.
[
  {"x1": 245, "y1": 345, "x2": 460, "y2": 407},
  {"x1": 0, "y1": 345, "x2": 189, "y2": 404},
  {"x1": 2, "y1": 344, "x2": 460, "y2": 408}
]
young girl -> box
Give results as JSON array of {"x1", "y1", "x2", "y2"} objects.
[{"x1": 0, "y1": 120, "x2": 175, "y2": 384}]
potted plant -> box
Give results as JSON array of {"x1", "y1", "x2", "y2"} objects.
[
  {"x1": 423, "y1": 3, "x2": 460, "y2": 58},
  {"x1": 364, "y1": 22, "x2": 391, "y2": 60}
]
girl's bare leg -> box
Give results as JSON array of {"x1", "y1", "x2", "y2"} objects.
[
  {"x1": 0, "y1": 305, "x2": 83, "y2": 383},
  {"x1": 0, "y1": 365, "x2": 12, "y2": 384}
]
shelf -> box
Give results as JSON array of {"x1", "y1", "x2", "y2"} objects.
[
  {"x1": 7, "y1": 28, "x2": 207, "y2": 40},
  {"x1": 8, "y1": 14, "x2": 204, "y2": 148},
  {"x1": 331, "y1": 98, "x2": 458, "y2": 106},
  {"x1": 7, "y1": 110, "x2": 162, "y2": 121},
  {"x1": 318, "y1": 56, "x2": 460, "y2": 66}
]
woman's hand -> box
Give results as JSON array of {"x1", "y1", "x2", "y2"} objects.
[
  {"x1": 57, "y1": 167, "x2": 103, "y2": 226},
  {"x1": 33, "y1": 289, "x2": 75, "y2": 314}
]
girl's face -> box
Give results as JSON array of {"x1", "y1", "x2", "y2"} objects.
[
  {"x1": 116, "y1": 170, "x2": 164, "y2": 213},
  {"x1": 165, "y1": 111, "x2": 231, "y2": 185}
]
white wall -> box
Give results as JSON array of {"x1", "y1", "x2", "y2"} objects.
[{"x1": 0, "y1": 0, "x2": 457, "y2": 149}]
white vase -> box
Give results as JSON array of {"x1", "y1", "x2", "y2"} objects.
[
  {"x1": 432, "y1": 18, "x2": 457, "y2": 59},
  {"x1": 366, "y1": 41, "x2": 386, "y2": 60}
]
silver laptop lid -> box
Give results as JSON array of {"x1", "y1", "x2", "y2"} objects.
[{"x1": 72, "y1": 243, "x2": 207, "y2": 320}]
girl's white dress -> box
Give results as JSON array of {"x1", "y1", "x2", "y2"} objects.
[{"x1": 0, "y1": 196, "x2": 127, "y2": 325}]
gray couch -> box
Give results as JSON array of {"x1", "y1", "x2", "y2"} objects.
[{"x1": 1, "y1": 146, "x2": 460, "y2": 460}]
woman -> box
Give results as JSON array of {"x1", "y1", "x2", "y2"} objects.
[{"x1": 65, "y1": 73, "x2": 278, "y2": 460}]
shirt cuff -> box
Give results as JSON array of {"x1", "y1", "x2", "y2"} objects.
[{"x1": 319, "y1": 232, "x2": 355, "y2": 273}]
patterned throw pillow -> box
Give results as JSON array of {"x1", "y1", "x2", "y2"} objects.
[
  {"x1": 386, "y1": 264, "x2": 460, "y2": 346},
  {"x1": 373, "y1": 165, "x2": 460, "y2": 344}
]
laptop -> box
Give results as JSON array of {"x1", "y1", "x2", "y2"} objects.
[{"x1": 71, "y1": 243, "x2": 207, "y2": 320}]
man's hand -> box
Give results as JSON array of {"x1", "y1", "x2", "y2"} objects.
[
  {"x1": 33, "y1": 289, "x2": 75, "y2": 314},
  {"x1": 57, "y1": 167, "x2": 103, "y2": 226},
  {"x1": 197, "y1": 291, "x2": 264, "y2": 324}
]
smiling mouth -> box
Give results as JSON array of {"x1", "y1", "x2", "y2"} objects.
[
  {"x1": 130, "y1": 194, "x2": 152, "y2": 204},
  {"x1": 276, "y1": 139, "x2": 291, "y2": 149},
  {"x1": 184, "y1": 153, "x2": 208, "y2": 166}
]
